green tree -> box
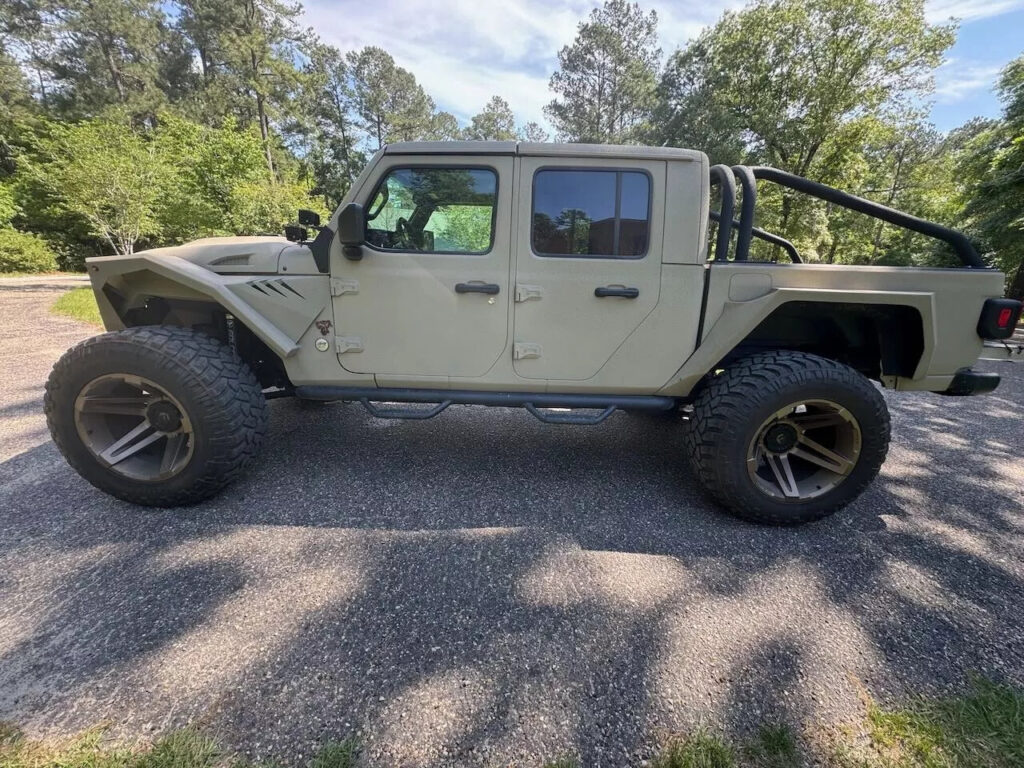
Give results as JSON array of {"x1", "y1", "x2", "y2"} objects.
[
  {"x1": 518, "y1": 121, "x2": 550, "y2": 143},
  {"x1": 545, "y1": 0, "x2": 660, "y2": 143},
  {"x1": 174, "y1": 0, "x2": 306, "y2": 174},
  {"x1": 465, "y1": 96, "x2": 516, "y2": 140},
  {"x1": 48, "y1": 0, "x2": 170, "y2": 119},
  {"x1": 427, "y1": 111, "x2": 461, "y2": 141},
  {"x1": 40, "y1": 114, "x2": 164, "y2": 254},
  {"x1": 298, "y1": 42, "x2": 365, "y2": 208},
  {"x1": 959, "y1": 55, "x2": 1024, "y2": 299},
  {"x1": 653, "y1": 0, "x2": 954, "y2": 256},
  {"x1": 347, "y1": 46, "x2": 434, "y2": 149}
]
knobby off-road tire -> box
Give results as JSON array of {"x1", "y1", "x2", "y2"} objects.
[
  {"x1": 683, "y1": 350, "x2": 890, "y2": 525},
  {"x1": 45, "y1": 326, "x2": 268, "y2": 506}
]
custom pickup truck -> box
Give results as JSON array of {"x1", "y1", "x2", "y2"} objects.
[{"x1": 44, "y1": 142, "x2": 1022, "y2": 525}]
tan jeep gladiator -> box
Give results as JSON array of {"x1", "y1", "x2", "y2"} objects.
[{"x1": 44, "y1": 142, "x2": 1023, "y2": 525}]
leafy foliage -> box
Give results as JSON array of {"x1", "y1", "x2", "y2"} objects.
[
  {"x1": 465, "y1": 96, "x2": 517, "y2": 141},
  {"x1": 0, "y1": 225, "x2": 56, "y2": 272},
  {"x1": 957, "y1": 55, "x2": 1024, "y2": 298},
  {"x1": 546, "y1": 0, "x2": 660, "y2": 143},
  {"x1": 0, "y1": 0, "x2": 1019, "y2": 292}
]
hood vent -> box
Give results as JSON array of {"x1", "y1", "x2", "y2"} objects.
[{"x1": 212, "y1": 254, "x2": 251, "y2": 266}]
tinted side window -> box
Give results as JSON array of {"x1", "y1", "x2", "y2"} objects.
[
  {"x1": 531, "y1": 169, "x2": 651, "y2": 258},
  {"x1": 364, "y1": 167, "x2": 497, "y2": 253}
]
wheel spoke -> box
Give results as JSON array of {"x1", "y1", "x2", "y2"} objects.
[
  {"x1": 790, "y1": 411, "x2": 847, "y2": 430},
  {"x1": 766, "y1": 453, "x2": 800, "y2": 498},
  {"x1": 78, "y1": 395, "x2": 153, "y2": 417},
  {"x1": 159, "y1": 433, "x2": 188, "y2": 474},
  {"x1": 793, "y1": 433, "x2": 855, "y2": 475},
  {"x1": 98, "y1": 420, "x2": 163, "y2": 466}
]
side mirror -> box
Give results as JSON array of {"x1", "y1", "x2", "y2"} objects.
[
  {"x1": 337, "y1": 202, "x2": 365, "y2": 261},
  {"x1": 298, "y1": 208, "x2": 321, "y2": 227}
]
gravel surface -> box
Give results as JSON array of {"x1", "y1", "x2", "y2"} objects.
[{"x1": 1, "y1": 286, "x2": 1022, "y2": 767}]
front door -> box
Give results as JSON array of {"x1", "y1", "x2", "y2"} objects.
[
  {"x1": 512, "y1": 157, "x2": 666, "y2": 380},
  {"x1": 331, "y1": 157, "x2": 513, "y2": 378}
]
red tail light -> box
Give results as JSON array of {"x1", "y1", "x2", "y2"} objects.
[{"x1": 978, "y1": 298, "x2": 1021, "y2": 339}]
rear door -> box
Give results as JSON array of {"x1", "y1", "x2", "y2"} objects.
[
  {"x1": 512, "y1": 156, "x2": 665, "y2": 380},
  {"x1": 332, "y1": 156, "x2": 512, "y2": 378}
]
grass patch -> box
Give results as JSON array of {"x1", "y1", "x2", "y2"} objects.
[
  {"x1": 51, "y1": 286, "x2": 103, "y2": 325},
  {"x1": 0, "y1": 680, "x2": 1020, "y2": 768},
  {"x1": 847, "y1": 678, "x2": 1024, "y2": 768},
  {"x1": 0, "y1": 725, "x2": 355, "y2": 768}
]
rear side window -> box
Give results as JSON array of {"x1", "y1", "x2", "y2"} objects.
[
  {"x1": 364, "y1": 167, "x2": 497, "y2": 254},
  {"x1": 531, "y1": 169, "x2": 651, "y2": 258}
]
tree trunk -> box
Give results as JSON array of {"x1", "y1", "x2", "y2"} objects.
[
  {"x1": 250, "y1": 48, "x2": 275, "y2": 177},
  {"x1": 99, "y1": 37, "x2": 126, "y2": 102}
]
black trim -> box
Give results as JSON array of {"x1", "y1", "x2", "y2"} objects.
[
  {"x1": 360, "y1": 164, "x2": 500, "y2": 256},
  {"x1": 455, "y1": 282, "x2": 500, "y2": 294},
  {"x1": 308, "y1": 224, "x2": 334, "y2": 273},
  {"x1": 530, "y1": 166, "x2": 654, "y2": 260},
  {"x1": 694, "y1": 263, "x2": 711, "y2": 351},
  {"x1": 939, "y1": 369, "x2": 1000, "y2": 397},
  {"x1": 295, "y1": 385, "x2": 676, "y2": 411}
]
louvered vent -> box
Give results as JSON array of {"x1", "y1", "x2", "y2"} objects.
[
  {"x1": 212, "y1": 254, "x2": 251, "y2": 266},
  {"x1": 249, "y1": 278, "x2": 305, "y2": 300}
]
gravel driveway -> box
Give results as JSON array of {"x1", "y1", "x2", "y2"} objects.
[{"x1": 1, "y1": 285, "x2": 1022, "y2": 766}]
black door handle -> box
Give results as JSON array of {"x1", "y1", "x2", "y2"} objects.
[
  {"x1": 595, "y1": 286, "x2": 639, "y2": 298},
  {"x1": 455, "y1": 282, "x2": 500, "y2": 295}
]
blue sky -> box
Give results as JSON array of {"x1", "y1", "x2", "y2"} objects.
[{"x1": 308, "y1": 0, "x2": 1024, "y2": 134}]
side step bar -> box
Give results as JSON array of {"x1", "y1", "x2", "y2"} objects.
[{"x1": 294, "y1": 386, "x2": 676, "y2": 424}]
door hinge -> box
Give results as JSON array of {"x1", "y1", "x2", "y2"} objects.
[
  {"x1": 335, "y1": 335, "x2": 364, "y2": 354},
  {"x1": 330, "y1": 278, "x2": 359, "y2": 297},
  {"x1": 515, "y1": 284, "x2": 543, "y2": 302},
  {"x1": 513, "y1": 342, "x2": 542, "y2": 360}
]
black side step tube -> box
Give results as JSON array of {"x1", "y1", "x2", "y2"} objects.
[
  {"x1": 295, "y1": 386, "x2": 677, "y2": 412},
  {"x1": 750, "y1": 166, "x2": 986, "y2": 268}
]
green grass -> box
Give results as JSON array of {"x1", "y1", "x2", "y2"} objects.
[
  {"x1": 0, "y1": 726, "x2": 355, "y2": 768},
  {"x1": 0, "y1": 680, "x2": 1020, "y2": 768},
  {"x1": 51, "y1": 287, "x2": 103, "y2": 325},
  {"x1": 846, "y1": 678, "x2": 1024, "y2": 768}
]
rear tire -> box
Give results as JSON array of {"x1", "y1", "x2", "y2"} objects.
[
  {"x1": 45, "y1": 326, "x2": 268, "y2": 506},
  {"x1": 683, "y1": 350, "x2": 890, "y2": 525}
]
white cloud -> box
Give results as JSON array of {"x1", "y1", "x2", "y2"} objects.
[
  {"x1": 925, "y1": 0, "x2": 1024, "y2": 23},
  {"x1": 302, "y1": 0, "x2": 739, "y2": 129},
  {"x1": 933, "y1": 60, "x2": 1003, "y2": 102},
  {"x1": 303, "y1": 0, "x2": 1021, "y2": 131}
]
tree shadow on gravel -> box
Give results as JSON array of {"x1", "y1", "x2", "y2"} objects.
[{"x1": 0, "y1": 363, "x2": 1021, "y2": 765}]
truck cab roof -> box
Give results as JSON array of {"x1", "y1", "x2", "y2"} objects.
[{"x1": 383, "y1": 141, "x2": 706, "y2": 163}]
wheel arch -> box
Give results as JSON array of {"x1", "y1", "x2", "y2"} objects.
[
  {"x1": 659, "y1": 288, "x2": 934, "y2": 397},
  {"x1": 85, "y1": 254, "x2": 329, "y2": 389}
]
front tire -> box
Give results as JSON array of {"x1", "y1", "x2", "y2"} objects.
[
  {"x1": 45, "y1": 326, "x2": 268, "y2": 506},
  {"x1": 683, "y1": 351, "x2": 890, "y2": 525}
]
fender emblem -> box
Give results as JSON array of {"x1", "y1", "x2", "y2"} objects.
[{"x1": 315, "y1": 319, "x2": 332, "y2": 336}]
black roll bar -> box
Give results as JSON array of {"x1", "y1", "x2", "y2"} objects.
[
  {"x1": 731, "y1": 165, "x2": 757, "y2": 261},
  {"x1": 709, "y1": 212, "x2": 801, "y2": 263},
  {"x1": 708, "y1": 164, "x2": 736, "y2": 262},
  {"x1": 750, "y1": 166, "x2": 986, "y2": 268}
]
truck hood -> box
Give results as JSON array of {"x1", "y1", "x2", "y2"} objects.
[{"x1": 133, "y1": 236, "x2": 290, "y2": 274}]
